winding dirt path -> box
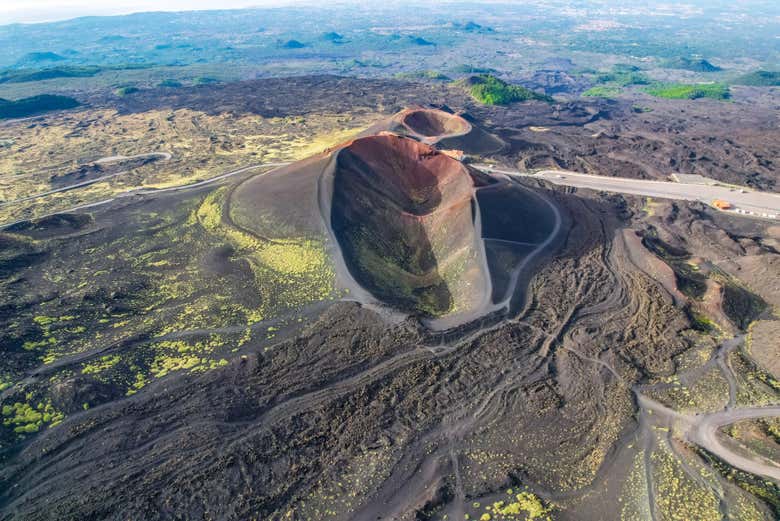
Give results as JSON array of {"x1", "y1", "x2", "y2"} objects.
[
  {"x1": 0, "y1": 152, "x2": 174, "y2": 207},
  {"x1": 635, "y1": 333, "x2": 780, "y2": 484},
  {"x1": 688, "y1": 406, "x2": 780, "y2": 481},
  {"x1": 0, "y1": 161, "x2": 291, "y2": 229}
]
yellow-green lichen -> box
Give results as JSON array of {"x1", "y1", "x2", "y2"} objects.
[
  {"x1": 2, "y1": 399, "x2": 64, "y2": 434},
  {"x1": 82, "y1": 354, "x2": 121, "y2": 375}
]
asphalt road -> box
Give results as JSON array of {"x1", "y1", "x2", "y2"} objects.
[{"x1": 475, "y1": 165, "x2": 780, "y2": 220}]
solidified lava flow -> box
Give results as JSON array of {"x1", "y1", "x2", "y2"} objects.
[{"x1": 330, "y1": 134, "x2": 489, "y2": 317}]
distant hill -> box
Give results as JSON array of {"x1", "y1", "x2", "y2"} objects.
[
  {"x1": 0, "y1": 64, "x2": 151, "y2": 84},
  {"x1": 0, "y1": 66, "x2": 102, "y2": 84},
  {"x1": 279, "y1": 39, "x2": 306, "y2": 49},
  {"x1": 663, "y1": 57, "x2": 722, "y2": 72},
  {"x1": 733, "y1": 70, "x2": 780, "y2": 86},
  {"x1": 14, "y1": 52, "x2": 66, "y2": 67},
  {"x1": 0, "y1": 94, "x2": 79, "y2": 119},
  {"x1": 458, "y1": 75, "x2": 553, "y2": 105},
  {"x1": 408, "y1": 36, "x2": 434, "y2": 46},
  {"x1": 452, "y1": 21, "x2": 494, "y2": 33},
  {"x1": 321, "y1": 32, "x2": 345, "y2": 43}
]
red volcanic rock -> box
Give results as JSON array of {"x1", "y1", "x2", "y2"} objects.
[
  {"x1": 331, "y1": 134, "x2": 489, "y2": 317},
  {"x1": 340, "y1": 134, "x2": 472, "y2": 214}
]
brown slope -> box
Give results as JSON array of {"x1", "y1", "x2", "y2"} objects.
[{"x1": 330, "y1": 134, "x2": 490, "y2": 317}]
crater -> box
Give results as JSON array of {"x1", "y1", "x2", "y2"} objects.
[
  {"x1": 330, "y1": 134, "x2": 490, "y2": 318},
  {"x1": 399, "y1": 108, "x2": 471, "y2": 142}
]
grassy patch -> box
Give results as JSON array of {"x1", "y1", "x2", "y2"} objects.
[
  {"x1": 582, "y1": 85, "x2": 622, "y2": 98},
  {"x1": 460, "y1": 74, "x2": 552, "y2": 105},
  {"x1": 583, "y1": 65, "x2": 651, "y2": 98},
  {"x1": 644, "y1": 82, "x2": 730, "y2": 100}
]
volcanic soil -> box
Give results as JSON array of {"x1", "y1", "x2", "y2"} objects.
[{"x1": 1, "y1": 75, "x2": 778, "y2": 521}]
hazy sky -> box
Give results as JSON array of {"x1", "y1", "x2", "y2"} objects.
[{"x1": 0, "y1": 1, "x2": 314, "y2": 24}]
